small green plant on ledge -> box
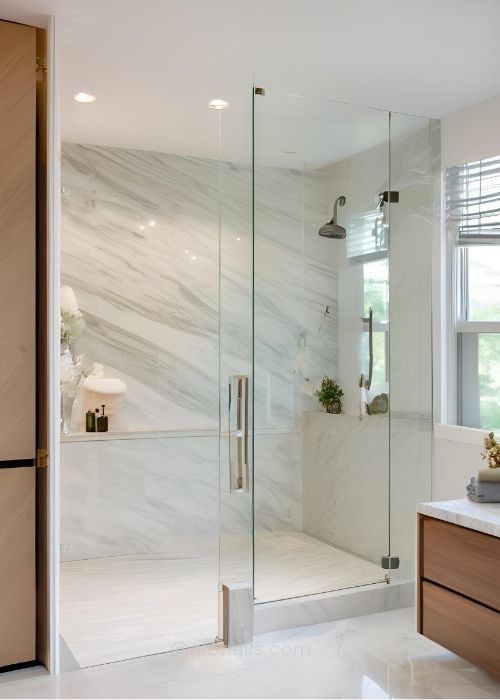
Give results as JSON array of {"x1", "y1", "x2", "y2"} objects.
[
  {"x1": 315, "y1": 376, "x2": 344, "y2": 414},
  {"x1": 481, "y1": 431, "x2": 500, "y2": 468}
]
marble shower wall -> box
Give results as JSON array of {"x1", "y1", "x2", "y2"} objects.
[
  {"x1": 61, "y1": 143, "x2": 336, "y2": 434},
  {"x1": 61, "y1": 143, "x2": 221, "y2": 432},
  {"x1": 61, "y1": 143, "x2": 338, "y2": 560},
  {"x1": 60, "y1": 430, "x2": 305, "y2": 562}
]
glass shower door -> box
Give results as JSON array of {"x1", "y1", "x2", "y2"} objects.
[
  {"x1": 252, "y1": 89, "x2": 390, "y2": 603},
  {"x1": 217, "y1": 101, "x2": 254, "y2": 620}
]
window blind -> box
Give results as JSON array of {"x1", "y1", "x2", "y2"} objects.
[
  {"x1": 347, "y1": 208, "x2": 388, "y2": 263},
  {"x1": 447, "y1": 155, "x2": 500, "y2": 244}
]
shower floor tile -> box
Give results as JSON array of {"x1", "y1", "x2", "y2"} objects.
[
  {"x1": 60, "y1": 533, "x2": 384, "y2": 668},
  {"x1": 254, "y1": 532, "x2": 385, "y2": 602},
  {"x1": 60, "y1": 552, "x2": 220, "y2": 668}
]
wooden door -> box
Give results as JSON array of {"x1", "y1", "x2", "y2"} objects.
[{"x1": 0, "y1": 20, "x2": 36, "y2": 462}]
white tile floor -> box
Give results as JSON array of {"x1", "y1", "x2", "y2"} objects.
[
  {"x1": 1, "y1": 608, "x2": 499, "y2": 698},
  {"x1": 60, "y1": 532, "x2": 384, "y2": 668}
]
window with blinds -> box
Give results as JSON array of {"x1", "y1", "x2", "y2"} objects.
[
  {"x1": 448, "y1": 154, "x2": 500, "y2": 431},
  {"x1": 447, "y1": 155, "x2": 500, "y2": 244}
]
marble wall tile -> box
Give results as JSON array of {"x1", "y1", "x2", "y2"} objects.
[
  {"x1": 61, "y1": 143, "x2": 221, "y2": 432},
  {"x1": 60, "y1": 436, "x2": 220, "y2": 561},
  {"x1": 62, "y1": 145, "x2": 334, "y2": 437},
  {"x1": 303, "y1": 412, "x2": 389, "y2": 565},
  {"x1": 61, "y1": 431, "x2": 304, "y2": 561}
]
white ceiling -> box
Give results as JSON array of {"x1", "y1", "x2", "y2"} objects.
[{"x1": 2, "y1": 0, "x2": 500, "y2": 164}]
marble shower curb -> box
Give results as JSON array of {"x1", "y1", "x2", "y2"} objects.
[{"x1": 254, "y1": 577, "x2": 415, "y2": 634}]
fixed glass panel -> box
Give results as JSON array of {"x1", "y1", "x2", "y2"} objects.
[
  {"x1": 388, "y1": 112, "x2": 435, "y2": 578},
  {"x1": 252, "y1": 90, "x2": 390, "y2": 602}
]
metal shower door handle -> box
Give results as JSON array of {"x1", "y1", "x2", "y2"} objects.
[
  {"x1": 229, "y1": 375, "x2": 249, "y2": 492},
  {"x1": 361, "y1": 307, "x2": 373, "y2": 391}
]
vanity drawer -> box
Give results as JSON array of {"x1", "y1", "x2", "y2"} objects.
[
  {"x1": 421, "y1": 581, "x2": 500, "y2": 679},
  {"x1": 422, "y1": 516, "x2": 500, "y2": 611}
]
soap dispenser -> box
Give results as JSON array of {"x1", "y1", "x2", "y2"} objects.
[{"x1": 97, "y1": 404, "x2": 108, "y2": 432}]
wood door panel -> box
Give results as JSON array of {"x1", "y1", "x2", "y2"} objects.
[
  {"x1": 0, "y1": 467, "x2": 36, "y2": 667},
  {"x1": 0, "y1": 21, "x2": 36, "y2": 461}
]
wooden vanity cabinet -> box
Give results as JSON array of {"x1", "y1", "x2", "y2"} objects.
[{"x1": 418, "y1": 514, "x2": 500, "y2": 679}]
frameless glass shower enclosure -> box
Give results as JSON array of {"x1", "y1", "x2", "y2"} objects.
[
  {"x1": 252, "y1": 89, "x2": 436, "y2": 602},
  {"x1": 59, "y1": 77, "x2": 436, "y2": 668}
]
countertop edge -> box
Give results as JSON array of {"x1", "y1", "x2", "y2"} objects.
[{"x1": 418, "y1": 499, "x2": 500, "y2": 539}]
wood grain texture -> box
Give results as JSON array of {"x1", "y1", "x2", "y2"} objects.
[
  {"x1": 422, "y1": 515, "x2": 500, "y2": 612},
  {"x1": 0, "y1": 467, "x2": 36, "y2": 667},
  {"x1": 416, "y1": 513, "x2": 424, "y2": 633},
  {"x1": 0, "y1": 20, "x2": 36, "y2": 461},
  {"x1": 35, "y1": 25, "x2": 49, "y2": 670},
  {"x1": 422, "y1": 581, "x2": 500, "y2": 680}
]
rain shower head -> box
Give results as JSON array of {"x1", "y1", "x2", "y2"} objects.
[{"x1": 319, "y1": 195, "x2": 346, "y2": 239}]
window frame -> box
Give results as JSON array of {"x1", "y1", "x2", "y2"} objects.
[{"x1": 453, "y1": 235, "x2": 500, "y2": 429}]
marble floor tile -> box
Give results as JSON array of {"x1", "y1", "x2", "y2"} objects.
[
  {"x1": 60, "y1": 533, "x2": 383, "y2": 668},
  {"x1": 1, "y1": 608, "x2": 499, "y2": 698},
  {"x1": 254, "y1": 532, "x2": 385, "y2": 603}
]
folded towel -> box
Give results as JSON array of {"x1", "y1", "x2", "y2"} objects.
[
  {"x1": 467, "y1": 476, "x2": 500, "y2": 502},
  {"x1": 477, "y1": 467, "x2": 500, "y2": 482}
]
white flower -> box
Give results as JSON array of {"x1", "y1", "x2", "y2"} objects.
[{"x1": 60, "y1": 285, "x2": 81, "y2": 317}]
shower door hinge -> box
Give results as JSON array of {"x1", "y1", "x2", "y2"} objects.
[
  {"x1": 381, "y1": 555, "x2": 400, "y2": 570},
  {"x1": 254, "y1": 87, "x2": 265, "y2": 96},
  {"x1": 381, "y1": 190, "x2": 399, "y2": 203},
  {"x1": 37, "y1": 448, "x2": 49, "y2": 469}
]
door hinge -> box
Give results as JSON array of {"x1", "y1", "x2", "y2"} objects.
[
  {"x1": 254, "y1": 87, "x2": 265, "y2": 96},
  {"x1": 36, "y1": 56, "x2": 47, "y2": 73},
  {"x1": 381, "y1": 555, "x2": 400, "y2": 570},
  {"x1": 37, "y1": 448, "x2": 49, "y2": 469}
]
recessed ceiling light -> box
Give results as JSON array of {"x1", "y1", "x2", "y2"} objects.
[
  {"x1": 149, "y1": 220, "x2": 156, "y2": 227},
  {"x1": 191, "y1": 255, "x2": 197, "y2": 260},
  {"x1": 139, "y1": 224, "x2": 144, "y2": 230},
  {"x1": 207, "y1": 99, "x2": 229, "y2": 110},
  {"x1": 74, "y1": 92, "x2": 96, "y2": 103}
]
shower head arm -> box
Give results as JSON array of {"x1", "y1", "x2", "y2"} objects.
[{"x1": 332, "y1": 195, "x2": 346, "y2": 223}]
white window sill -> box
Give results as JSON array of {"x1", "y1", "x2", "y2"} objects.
[{"x1": 434, "y1": 422, "x2": 486, "y2": 445}]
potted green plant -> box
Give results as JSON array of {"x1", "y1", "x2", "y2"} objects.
[{"x1": 315, "y1": 376, "x2": 344, "y2": 414}]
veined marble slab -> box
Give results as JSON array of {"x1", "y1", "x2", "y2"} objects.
[
  {"x1": 62, "y1": 144, "x2": 337, "y2": 435},
  {"x1": 418, "y1": 498, "x2": 500, "y2": 538}
]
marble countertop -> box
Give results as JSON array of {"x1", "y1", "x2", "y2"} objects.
[{"x1": 418, "y1": 498, "x2": 500, "y2": 538}]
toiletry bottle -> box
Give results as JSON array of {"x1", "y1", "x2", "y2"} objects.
[
  {"x1": 85, "y1": 409, "x2": 96, "y2": 432},
  {"x1": 97, "y1": 404, "x2": 108, "y2": 432}
]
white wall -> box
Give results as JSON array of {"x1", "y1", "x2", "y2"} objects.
[
  {"x1": 441, "y1": 94, "x2": 500, "y2": 168},
  {"x1": 433, "y1": 424, "x2": 485, "y2": 500},
  {"x1": 433, "y1": 94, "x2": 500, "y2": 502}
]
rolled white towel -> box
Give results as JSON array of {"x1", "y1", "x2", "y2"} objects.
[{"x1": 477, "y1": 467, "x2": 500, "y2": 482}]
